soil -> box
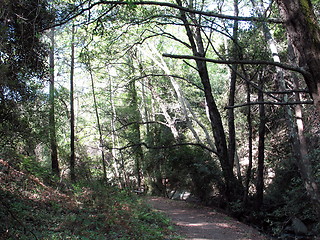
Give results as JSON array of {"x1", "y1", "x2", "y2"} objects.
[{"x1": 145, "y1": 196, "x2": 269, "y2": 240}]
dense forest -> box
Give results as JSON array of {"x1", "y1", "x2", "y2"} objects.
[{"x1": 1, "y1": 0, "x2": 320, "y2": 239}]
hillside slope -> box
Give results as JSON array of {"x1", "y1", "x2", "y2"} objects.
[{"x1": 0, "y1": 159, "x2": 177, "y2": 240}]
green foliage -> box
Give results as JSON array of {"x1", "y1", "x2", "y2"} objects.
[
  {"x1": 18, "y1": 155, "x2": 53, "y2": 182},
  {"x1": 0, "y1": 90, "x2": 50, "y2": 165},
  {"x1": 1, "y1": 161, "x2": 179, "y2": 240},
  {"x1": 2, "y1": 0, "x2": 320, "y2": 238},
  {"x1": 0, "y1": 0, "x2": 51, "y2": 162},
  {"x1": 0, "y1": 0, "x2": 52, "y2": 93},
  {"x1": 64, "y1": 183, "x2": 179, "y2": 239},
  {"x1": 309, "y1": 148, "x2": 320, "y2": 180},
  {"x1": 262, "y1": 158, "x2": 319, "y2": 236},
  {"x1": 145, "y1": 124, "x2": 223, "y2": 202}
]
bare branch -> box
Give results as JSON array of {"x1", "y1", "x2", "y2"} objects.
[
  {"x1": 106, "y1": 142, "x2": 218, "y2": 154},
  {"x1": 116, "y1": 121, "x2": 168, "y2": 131},
  {"x1": 162, "y1": 53, "x2": 309, "y2": 77},
  {"x1": 48, "y1": 0, "x2": 282, "y2": 30},
  {"x1": 265, "y1": 89, "x2": 310, "y2": 94},
  {"x1": 225, "y1": 100, "x2": 314, "y2": 109},
  {"x1": 134, "y1": 73, "x2": 204, "y2": 91},
  {"x1": 95, "y1": 1, "x2": 281, "y2": 23}
]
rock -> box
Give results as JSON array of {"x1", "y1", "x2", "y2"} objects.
[
  {"x1": 185, "y1": 195, "x2": 201, "y2": 203},
  {"x1": 169, "y1": 190, "x2": 190, "y2": 200},
  {"x1": 291, "y1": 217, "x2": 308, "y2": 235}
]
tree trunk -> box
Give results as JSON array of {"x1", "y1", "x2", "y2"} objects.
[
  {"x1": 265, "y1": 0, "x2": 320, "y2": 214},
  {"x1": 109, "y1": 72, "x2": 122, "y2": 187},
  {"x1": 276, "y1": 0, "x2": 320, "y2": 111},
  {"x1": 127, "y1": 53, "x2": 144, "y2": 188},
  {"x1": 251, "y1": 0, "x2": 282, "y2": 210},
  {"x1": 176, "y1": 0, "x2": 241, "y2": 201},
  {"x1": 128, "y1": 78, "x2": 144, "y2": 188},
  {"x1": 288, "y1": 43, "x2": 320, "y2": 217},
  {"x1": 255, "y1": 74, "x2": 265, "y2": 210},
  {"x1": 140, "y1": 68, "x2": 150, "y2": 137},
  {"x1": 244, "y1": 81, "x2": 253, "y2": 206},
  {"x1": 88, "y1": 63, "x2": 107, "y2": 182},
  {"x1": 293, "y1": 85, "x2": 320, "y2": 217},
  {"x1": 146, "y1": 44, "x2": 202, "y2": 144},
  {"x1": 148, "y1": 82, "x2": 180, "y2": 140},
  {"x1": 49, "y1": 27, "x2": 59, "y2": 176},
  {"x1": 258, "y1": 0, "x2": 318, "y2": 211},
  {"x1": 70, "y1": 24, "x2": 76, "y2": 182},
  {"x1": 228, "y1": 0, "x2": 239, "y2": 172},
  {"x1": 148, "y1": 44, "x2": 215, "y2": 149}
]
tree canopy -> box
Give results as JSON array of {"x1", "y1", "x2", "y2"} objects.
[{"x1": 1, "y1": 0, "x2": 320, "y2": 238}]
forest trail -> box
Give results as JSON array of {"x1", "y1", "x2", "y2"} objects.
[{"x1": 145, "y1": 197, "x2": 268, "y2": 240}]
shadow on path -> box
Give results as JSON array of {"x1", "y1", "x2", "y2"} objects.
[{"x1": 146, "y1": 197, "x2": 268, "y2": 240}]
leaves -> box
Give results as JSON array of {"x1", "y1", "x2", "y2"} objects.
[{"x1": 0, "y1": 159, "x2": 178, "y2": 239}]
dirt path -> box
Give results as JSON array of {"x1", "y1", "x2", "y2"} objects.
[{"x1": 145, "y1": 197, "x2": 268, "y2": 240}]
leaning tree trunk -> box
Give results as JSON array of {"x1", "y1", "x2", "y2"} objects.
[
  {"x1": 149, "y1": 45, "x2": 216, "y2": 150},
  {"x1": 146, "y1": 44, "x2": 202, "y2": 144},
  {"x1": 276, "y1": 0, "x2": 320, "y2": 112}
]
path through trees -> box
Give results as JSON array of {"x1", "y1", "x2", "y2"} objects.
[{"x1": 146, "y1": 197, "x2": 267, "y2": 240}]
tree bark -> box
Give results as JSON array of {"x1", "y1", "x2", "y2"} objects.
[
  {"x1": 288, "y1": 44, "x2": 320, "y2": 218},
  {"x1": 244, "y1": 81, "x2": 253, "y2": 206},
  {"x1": 127, "y1": 52, "x2": 144, "y2": 188},
  {"x1": 228, "y1": 0, "x2": 239, "y2": 173},
  {"x1": 146, "y1": 44, "x2": 202, "y2": 144},
  {"x1": 176, "y1": 0, "x2": 241, "y2": 201},
  {"x1": 265, "y1": 0, "x2": 320, "y2": 214},
  {"x1": 261, "y1": 0, "x2": 320, "y2": 214},
  {"x1": 128, "y1": 78, "x2": 144, "y2": 188},
  {"x1": 88, "y1": 62, "x2": 107, "y2": 182},
  {"x1": 109, "y1": 72, "x2": 122, "y2": 187},
  {"x1": 49, "y1": 27, "x2": 59, "y2": 176},
  {"x1": 70, "y1": 24, "x2": 76, "y2": 182},
  {"x1": 255, "y1": 74, "x2": 265, "y2": 210},
  {"x1": 276, "y1": 0, "x2": 320, "y2": 111}
]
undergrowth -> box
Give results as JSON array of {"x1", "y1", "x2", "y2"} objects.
[{"x1": 0, "y1": 159, "x2": 180, "y2": 240}]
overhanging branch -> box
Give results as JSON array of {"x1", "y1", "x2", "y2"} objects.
[
  {"x1": 49, "y1": 0, "x2": 283, "y2": 30},
  {"x1": 106, "y1": 142, "x2": 217, "y2": 154},
  {"x1": 97, "y1": 1, "x2": 282, "y2": 23},
  {"x1": 116, "y1": 121, "x2": 168, "y2": 131},
  {"x1": 162, "y1": 53, "x2": 309, "y2": 77},
  {"x1": 225, "y1": 100, "x2": 314, "y2": 109}
]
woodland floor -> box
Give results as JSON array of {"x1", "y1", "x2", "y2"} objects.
[{"x1": 146, "y1": 196, "x2": 269, "y2": 240}]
